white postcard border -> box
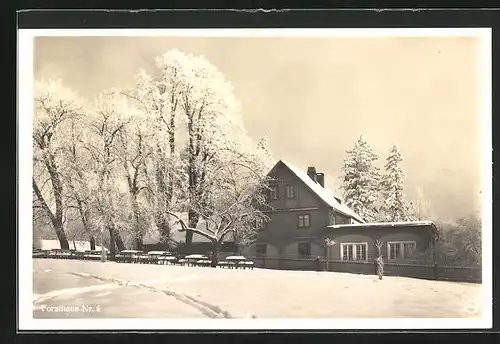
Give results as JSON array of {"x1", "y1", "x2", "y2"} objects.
[{"x1": 18, "y1": 27, "x2": 492, "y2": 331}]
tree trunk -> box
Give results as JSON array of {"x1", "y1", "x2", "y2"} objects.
[
  {"x1": 75, "y1": 198, "x2": 95, "y2": 249},
  {"x1": 156, "y1": 215, "x2": 171, "y2": 244},
  {"x1": 45, "y1": 157, "x2": 68, "y2": 248},
  {"x1": 90, "y1": 236, "x2": 96, "y2": 251},
  {"x1": 131, "y1": 194, "x2": 143, "y2": 251},
  {"x1": 154, "y1": 152, "x2": 173, "y2": 246},
  {"x1": 115, "y1": 231, "x2": 126, "y2": 252},
  {"x1": 185, "y1": 209, "x2": 199, "y2": 252},
  {"x1": 133, "y1": 237, "x2": 144, "y2": 251},
  {"x1": 54, "y1": 222, "x2": 70, "y2": 250},
  {"x1": 33, "y1": 178, "x2": 69, "y2": 250},
  {"x1": 186, "y1": 118, "x2": 197, "y2": 252},
  {"x1": 211, "y1": 240, "x2": 219, "y2": 267},
  {"x1": 108, "y1": 226, "x2": 117, "y2": 258}
]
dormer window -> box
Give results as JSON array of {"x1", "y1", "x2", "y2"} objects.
[{"x1": 285, "y1": 185, "x2": 295, "y2": 199}]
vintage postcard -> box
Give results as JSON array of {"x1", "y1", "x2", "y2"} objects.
[{"x1": 18, "y1": 28, "x2": 492, "y2": 330}]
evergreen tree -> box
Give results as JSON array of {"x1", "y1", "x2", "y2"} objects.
[
  {"x1": 341, "y1": 135, "x2": 380, "y2": 222},
  {"x1": 379, "y1": 145, "x2": 416, "y2": 222}
]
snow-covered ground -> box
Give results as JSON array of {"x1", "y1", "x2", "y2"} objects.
[{"x1": 33, "y1": 259, "x2": 483, "y2": 318}]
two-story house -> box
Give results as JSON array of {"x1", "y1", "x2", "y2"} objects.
[{"x1": 243, "y1": 160, "x2": 438, "y2": 267}]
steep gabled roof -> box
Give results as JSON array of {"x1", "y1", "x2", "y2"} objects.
[{"x1": 270, "y1": 160, "x2": 365, "y2": 223}]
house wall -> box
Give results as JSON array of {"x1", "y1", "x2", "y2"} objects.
[
  {"x1": 243, "y1": 242, "x2": 280, "y2": 258},
  {"x1": 247, "y1": 224, "x2": 434, "y2": 263},
  {"x1": 258, "y1": 162, "x2": 333, "y2": 253},
  {"x1": 282, "y1": 240, "x2": 325, "y2": 258},
  {"x1": 326, "y1": 226, "x2": 435, "y2": 261},
  {"x1": 260, "y1": 208, "x2": 330, "y2": 244}
]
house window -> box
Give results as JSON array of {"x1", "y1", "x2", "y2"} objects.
[
  {"x1": 329, "y1": 212, "x2": 336, "y2": 226},
  {"x1": 298, "y1": 214, "x2": 310, "y2": 228},
  {"x1": 298, "y1": 242, "x2": 311, "y2": 257},
  {"x1": 285, "y1": 185, "x2": 295, "y2": 199},
  {"x1": 269, "y1": 185, "x2": 278, "y2": 200},
  {"x1": 340, "y1": 243, "x2": 368, "y2": 261},
  {"x1": 387, "y1": 241, "x2": 417, "y2": 260},
  {"x1": 256, "y1": 243, "x2": 267, "y2": 256}
]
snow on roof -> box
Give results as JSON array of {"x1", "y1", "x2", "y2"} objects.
[
  {"x1": 278, "y1": 160, "x2": 365, "y2": 223},
  {"x1": 327, "y1": 220, "x2": 437, "y2": 231}
]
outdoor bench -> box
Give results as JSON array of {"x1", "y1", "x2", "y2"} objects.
[
  {"x1": 238, "y1": 261, "x2": 255, "y2": 270},
  {"x1": 158, "y1": 256, "x2": 177, "y2": 265},
  {"x1": 217, "y1": 261, "x2": 228, "y2": 268},
  {"x1": 195, "y1": 259, "x2": 212, "y2": 267}
]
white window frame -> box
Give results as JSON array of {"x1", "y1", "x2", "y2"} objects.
[
  {"x1": 298, "y1": 214, "x2": 310, "y2": 228},
  {"x1": 284, "y1": 184, "x2": 295, "y2": 199},
  {"x1": 387, "y1": 241, "x2": 417, "y2": 260},
  {"x1": 340, "y1": 242, "x2": 368, "y2": 261}
]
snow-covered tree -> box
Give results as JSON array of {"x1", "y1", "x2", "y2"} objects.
[
  {"x1": 411, "y1": 186, "x2": 435, "y2": 220},
  {"x1": 340, "y1": 135, "x2": 380, "y2": 223},
  {"x1": 59, "y1": 109, "x2": 103, "y2": 250},
  {"x1": 378, "y1": 145, "x2": 416, "y2": 222},
  {"x1": 84, "y1": 89, "x2": 137, "y2": 256},
  {"x1": 168, "y1": 149, "x2": 270, "y2": 266},
  {"x1": 127, "y1": 49, "x2": 250, "y2": 252},
  {"x1": 33, "y1": 79, "x2": 84, "y2": 250},
  {"x1": 175, "y1": 52, "x2": 245, "y2": 250},
  {"x1": 434, "y1": 214, "x2": 482, "y2": 267},
  {"x1": 115, "y1": 112, "x2": 156, "y2": 250},
  {"x1": 122, "y1": 59, "x2": 184, "y2": 244}
]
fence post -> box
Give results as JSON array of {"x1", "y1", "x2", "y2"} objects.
[{"x1": 326, "y1": 250, "x2": 329, "y2": 272}]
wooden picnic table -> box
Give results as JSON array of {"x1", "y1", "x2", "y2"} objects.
[
  {"x1": 195, "y1": 259, "x2": 212, "y2": 267},
  {"x1": 141, "y1": 251, "x2": 171, "y2": 264},
  {"x1": 116, "y1": 250, "x2": 143, "y2": 263},
  {"x1": 158, "y1": 256, "x2": 177, "y2": 265},
  {"x1": 184, "y1": 254, "x2": 208, "y2": 267},
  {"x1": 220, "y1": 256, "x2": 255, "y2": 269}
]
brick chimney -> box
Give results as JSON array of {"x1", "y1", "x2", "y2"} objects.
[
  {"x1": 307, "y1": 167, "x2": 317, "y2": 182},
  {"x1": 316, "y1": 172, "x2": 325, "y2": 187}
]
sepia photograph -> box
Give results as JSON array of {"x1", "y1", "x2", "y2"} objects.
[{"x1": 18, "y1": 28, "x2": 492, "y2": 330}]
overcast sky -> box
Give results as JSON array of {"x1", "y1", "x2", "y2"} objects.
[{"x1": 33, "y1": 35, "x2": 484, "y2": 222}]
